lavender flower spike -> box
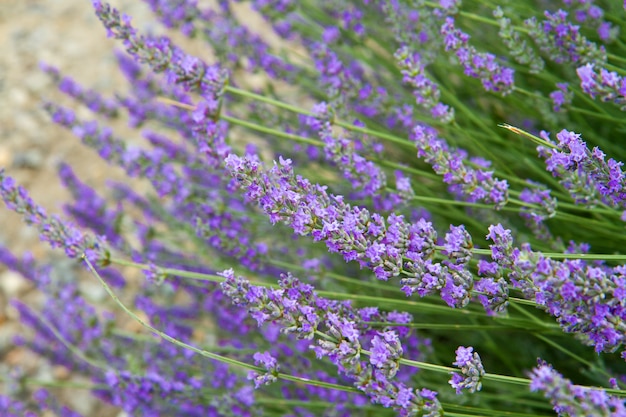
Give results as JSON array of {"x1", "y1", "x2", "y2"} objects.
[
  {"x1": 529, "y1": 360, "x2": 626, "y2": 416},
  {"x1": 448, "y1": 346, "x2": 485, "y2": 395},
  {"x1": 411, "y1": 124, "x2": 509, "y2": 208},
  {"x1": 249, "y1": 351, "x2": 280, "y2": 388},
  {"x1": 220, "y1": 269, "x2": 443, "y2": 416},
  {"x1": 0, "y1": 171, "x2": 109, "y2": 265},
  {"x1": 540, "y1": 129, "x2": 626, "y2": 210},
  {"x1": 440, "y1": 16, "x2": 515, "y2": 95}
]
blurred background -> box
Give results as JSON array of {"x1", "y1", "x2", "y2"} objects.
[{"x1": 0, "y1": 2, "x2": 156, "y2": 415}]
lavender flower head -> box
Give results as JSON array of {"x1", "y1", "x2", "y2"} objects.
[
  {"x1": 449, "y1": 346, "x2": 485, "y2": 394},
  {"x1": 529, "y1": 360, "x2": 625, "y2": 416}
]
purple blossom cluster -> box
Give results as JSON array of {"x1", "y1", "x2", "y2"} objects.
[
  {"x1": 549, "y1": 82, "x2": 573, "y2": 112},
  {"x1": 394, "y1": 47, "x2": 455, "y2": 123},
  {"x1": 308, "y1": 102, "x2": 386, "y2": 197},
  {"x1": 40, "y1": 63, "x2": 119, "y2": 118},
  {"x1": 529, "y1": 360, "x2": 625, "y2": 416},
  {"x1": 525, "y1": 9, "x2": 607, "y2": 66},
  {"x1": 0, "y1": 390, "x2": 83, "y2": 417},
  {"x1": 518, "y1": 181, "x2": 558, "y2": 240},
  {"x1": 440, "y1": 17, "x2": 515, "y2": 95},
  {"x1": 577, "y1": 63, "x2": 626, "y2": 110},
  {"x1": 219, "y1": 269, "x2": 443, "y2": 416},
  {"x1": 224, "y1": 153, "x2": 477, "y2": 308},
  {"x1": 1, "y1": 0, "x2": 626, "y2": 415},
  {"x1": 486, "y1": 224, "x2": 626, "y2": 355},
  {"x1": 411, "y1": 124, "x2": 509, "y2": 208},
  {"x1": 539, "y1": 129, "x2": 626, "y2": 209},
  {"x1": 559, "y1": 1, "x2": 615, "y2": 41},
  {"x1": 449, "y1": 346, "x2": 485, "y2": 395},
  {"x1": 0, "y1": 171, "x2": 109, "y2": 265}
]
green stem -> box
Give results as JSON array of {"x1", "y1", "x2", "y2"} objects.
[{"x1": 84, "y1": 255, "x2": 358, "y2": 394}]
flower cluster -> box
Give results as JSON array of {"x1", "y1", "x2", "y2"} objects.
[
  {"x1": 1, "y1": 0, "x2": 626, "y2": 416},
  {"x1": 526, "y1": 10, "x2": 607, "y2": 66},
  {"x1": 411, "y1": 124, "x2": 509, "y2": 208},
  {"x1": 529, "y1": 360, "x2": 625, "y2": 416},
  {"x1": 219, "y1": 269, "x2": 443, "y2": 416},
  {"x1": 486, "y1": 224, "x2": 626, "y2": 355},
  {"x1": 577, "y1": 64, "x2": 626, "y2": 110},
  {"x1": 440, "y1": 16, "x2": 515, "y2": 95},
  {"x1": 449, "y1": 346, "x2": 485, "y2": 394},
  {"x1": 539, "y1": 129, "x2": 626, "y2": 209}
]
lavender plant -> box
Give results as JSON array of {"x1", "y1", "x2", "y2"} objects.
[{"x1": 1, "y1": 1, "x2": 626, "y2": 416}]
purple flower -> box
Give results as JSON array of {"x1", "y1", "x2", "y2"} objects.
[
  {"x1": 441, "y1": 17, "x2": 515, "y2": 95},
  {"x1": 411, "y1": 124, "x2": 509, "y2": 209},
  {"x1": 220, "y1": 269, "x2": 440, "y2": 415},
  {"x1": 0, "y1": 171, "x2": 110, "y2": 265},
  {"x1": 540, "y1": 129, "x2": 626, "y2": 209},
  {"x1": 519, "y1": 181, "x2": 557, "y2": 240},
  {"x1": 394, "y1": 47, "x2": 454, "y2": 123},
  {"x1": 549, "y1": 82, "x2": 573, "y2": 112},
  {"x1": 529, "y1": 360, "x2": 626, "y2": 416},
  {"x1": 249, "y1": 351, "x2": 280, "y2": 388},
  {"x1": 576, "y1": 63, "x2": 626, "y2": 110},
  {"x1": 309, "y1": 102, "x2": 387, "y2": 197},
  {"x1": 486, "y1": 225, "x2": 626, "y2": 354},
  {"x1": 525, "y1": 10, "x2": 607, "y2": 66},
  {"x1": 442, "y1": 225, "x2": 473, "y2": 265},
  {"x1": 448, "y1": 346, "x2": 485, "y2": 394},
  {"x1": 369, "y1": 331, "x2": 403, "y2": 378},
  {"x1": 40, "y1": 63, "x2": 119, "y2": 118}
]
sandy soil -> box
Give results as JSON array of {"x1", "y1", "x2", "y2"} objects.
[{"x1": 0, "y1": 1, "x2": 163, "y2": 415}]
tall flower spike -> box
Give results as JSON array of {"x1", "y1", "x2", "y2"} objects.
[
  {"x1": 540, "y1": 129, "x2": 626, "y2": 210},
  {"x1": 486, "y1": 224, "x2": 626, "y2": 355},
  {"x1": 440, "y1": 17, "x2": 515, "y2": 95},
  {"x1": 0, "y1": 171, "x2": 109, "y2": 265},
  {"x1": 411, "y1": 124, "x2": 509, "y2": 209},
  {"x1": 92, "y1": 1, "x2": 228, "y2": 102},
  {"x1": 529, "y1": 360, "x2": 626, "y2": 416},
  {"x1": 449, "y1": 346, "x2": 485, "y2": 395},
  {"x1": 219, "y1": 269, "x2": 443, "y2": 416},
  {"x1": 526, "y1": 10, "x2": 607, "y2": 66},
  {"x1": 394, "y1": 46, "x2": 455, "y2": 123}
]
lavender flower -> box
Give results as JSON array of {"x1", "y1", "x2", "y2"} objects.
[
  {"x1": 525, "y1": 9, "x2": 607, "y2": 66},
  {"x1": 441, "y1": 224, "x2": 473, "y2": 266},
  {"x1": 519, "y1": 181, "x2": 558, "y2": 240},
  {"x1": 577, "y1": 63, "x2": 626, "y2": 110},
  {"x1": 40, "y1": 63, "x2": 119, "y2": 118},
  {"x1": 529, "y1": 360, "x2": 626, "y2": 416},
  {"x1": 411, "y1": 124, "x2": 509, "y2": 208},
  {"x1": 539, "y1": 129, "x2": 626, "y2": 209},
  {"x1": 549, "y1": 82, "x2": 573, "y2": 112},
  {"x1": 394, "y1": 46, "x2": 455, "y2": 123},
  {"x1": 249, "y1": 351, "x2": 280, "y2": 388},
  {"x1": 309, "y1": 102, "x2": 387, "y2": 197},
  {"x1": 220, "y1": 269, "x2": 443, "y2": 416},
  {"x1": 440, "y1": 16, "x2": 515, "y2": 95},
  {"x1": 486, "y1": 224, "x2": 626, "y2": 354},
  {"x1": 92, "y1": 0, "x2": 229, "y2": 102},
  {"x1": 0, "y1": 171, "x2": 109, "y2": 265},
  {"x1": 449, "y1": 346, "x2": 485, "y2": 394}
]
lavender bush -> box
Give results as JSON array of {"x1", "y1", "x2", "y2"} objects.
[{"x1": 1, "y1": 0, "x2": 626, "y2": 416}]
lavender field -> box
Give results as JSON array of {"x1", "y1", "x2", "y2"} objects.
[{"x1": 1, "y1": 1, "x2": 626, "y2": 416}]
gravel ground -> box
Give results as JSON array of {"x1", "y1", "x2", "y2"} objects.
[{"x1": 0, "y1": 1, "x2": 164, "y2": 415}]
